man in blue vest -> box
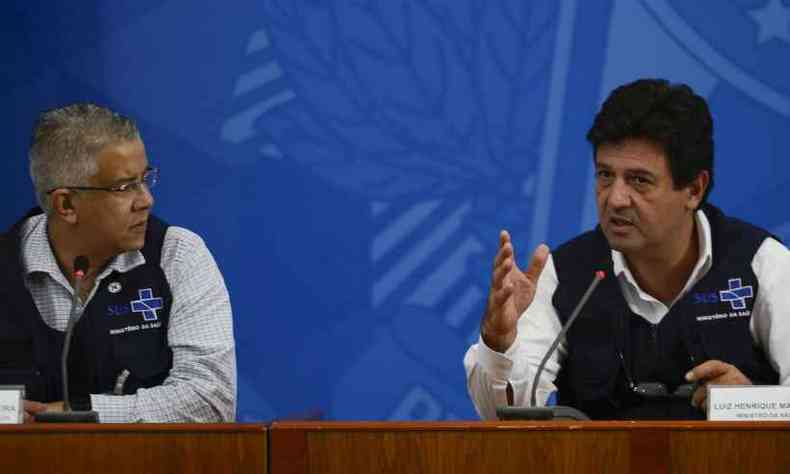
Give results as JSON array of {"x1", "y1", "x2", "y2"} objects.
[
  {"x1": 465, "y1": 79, "x2": 790, "y2": 419},
  {"x1": 0, "y1": 103, "x2": 236, "y2": 422}
]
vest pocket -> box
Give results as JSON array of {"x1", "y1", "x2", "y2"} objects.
[{"x1": 111, "y1": 338, "x2": 172, "y2": 393}]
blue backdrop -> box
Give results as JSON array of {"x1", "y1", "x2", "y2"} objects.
[{"x1": 2, "y1": 0, "x2": 789, "y2": 421}]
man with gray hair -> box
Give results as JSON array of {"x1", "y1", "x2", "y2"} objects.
[{"x1": 0, "y1": 103, "x2": 237, "y2": 423}]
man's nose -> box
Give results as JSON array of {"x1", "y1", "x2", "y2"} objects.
[
  {"x1": 607, "y1": 179, "x2": 631, "y2": 208},
  {"x1": 134, "y1": 184, "x2": 155, "y2": 210}
]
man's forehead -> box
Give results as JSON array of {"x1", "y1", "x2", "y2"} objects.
[
  {"x1": 93, "y1": 139, "x2": 148, "y2": 179},
  {"x1": 595, "y1": 139, "x2": 669, "y2": 172}
]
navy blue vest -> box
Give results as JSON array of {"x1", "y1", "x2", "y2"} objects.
[
  {"x1": 551, "y1": 204, "x2": 779, "y2": 419},
  {"x1": 0, "y1": 210, "x2": 173, "y2": 402}
]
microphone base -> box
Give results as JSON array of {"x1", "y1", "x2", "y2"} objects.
[
  {"x1": 496, "y1": 405, "x2": 590, "y2": 421},
  {"x1": 34, "y1": 410, "x2": 99, "y2": 423}
]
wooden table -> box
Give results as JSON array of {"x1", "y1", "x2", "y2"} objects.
[
  {"x1": 270, "y1": 420, "x2": 790, "y2": 474},
  {"x1": 0, "y1": 423, "x2": 267, "y2": 474}
]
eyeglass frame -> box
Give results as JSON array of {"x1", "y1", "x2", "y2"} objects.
[
  {"x1": 617, "y1": 350, "x2": 698, "y2": 400},
  {"x1": 614, "y1": 309, "x2": 700, "y2": 401},
  {"x1": 45, "y1": 166, "x2": 159, "y2": 195}
]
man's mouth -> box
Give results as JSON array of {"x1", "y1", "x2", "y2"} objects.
[{"x1": 609, "y1": 215, "x2": 634, "y2": 228}]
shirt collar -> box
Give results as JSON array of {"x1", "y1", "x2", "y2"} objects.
[
  {"x1": 21, "y1": 214, "x2": 147, "y2": 282},
  {"x1": 611, "y1": 209, "x2": 713, "y2": 297}
]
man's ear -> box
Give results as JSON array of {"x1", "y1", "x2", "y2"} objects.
[
  {"x1": 686, "y1": 170, "x2": 710, "y2": 211},
  {"x1": 49, "y1": 189, "x2": 79, "y2": 224}
]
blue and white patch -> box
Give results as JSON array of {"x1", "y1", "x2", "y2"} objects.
[
  {"x1": 130, "y1": 288, "x2": 164, "y2": 322},
  {"x1": 718, "y1": 278, "x2": 754, "y2": 311}
]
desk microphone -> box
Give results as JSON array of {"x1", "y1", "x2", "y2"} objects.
[
  {"x1": 35, "y1": 256, "x2": 99, "y2": 422},
  {"x1": 497, "y1": 270, "x2": 605, "y2": 421}
]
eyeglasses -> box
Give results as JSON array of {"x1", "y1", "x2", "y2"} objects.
[
  {"x1": 46, "y1": 167, "x2": 159, "y2": 195},
  {"x1": 612, "y1": 306, "x2": 700, "y2": 401},
  {"x1": 618, "y1": 350, "x2": 697, "y2": 400}
]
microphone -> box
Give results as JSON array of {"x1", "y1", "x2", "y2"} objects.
[
  {"x1": 496, "y1": 270, "x2": 605, "y2": 421},
  {"x1": 35, "y1": 256, "x2": 99, "y2": 422}
]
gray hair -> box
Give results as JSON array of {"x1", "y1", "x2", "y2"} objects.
[{"x1": 29, "y1": 103, "x2": 140, "y2": 212}]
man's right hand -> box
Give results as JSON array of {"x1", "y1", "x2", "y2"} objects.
[
  {"x1": 481, "y1": 230, "x2": 549, "y2": 353},
  {"x1": 22, "y1": 400, "x2": 47, "y2": 423}
]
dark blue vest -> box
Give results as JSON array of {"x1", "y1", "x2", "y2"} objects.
[
  {"x1": 0, "y1": 210, "x2": 173, "y2": 402},
  {"x1": 551, "y1": 204, "x2": 779, "y2": 419}
]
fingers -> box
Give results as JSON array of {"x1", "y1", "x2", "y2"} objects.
[
  {"x1": 490, "y1": 231, "x2": 549, "y2": 308},
  {"x1": 491, "y1": 254, "x2": 513, "y2": 290},
  {"x1": 23, "y1": 400, "x2": 47, "y2": 413},
  {"x1": 483, "y1": 232, "x2": 548, "y2": 353},
  {"x1": 685, "y1": 360, "x2": 734, "y2": 384},
  {"x1": 489, "y1": 281, "x2": 515, "y2": 308},
  {"x1": 23, "y1": 400, "x2": 47, "y2": 424},
  {"x1": 491, "y1": 231, "x2": 515, "y2": 292},
  {"x1": 485, "y1": 231, "x2": 518, "y2": 333},
  {"x1": 686, "y1": 360, "x2": 752, "y2": 410},
  {"x1": 493, "y1": 234, "x2": 514, "y2": 272},
  {"x1": 523, "y1": 244, "x2": 550, "y2": 282},
  {"x1": 691, "y1": 384, "x2": 707, "y2": 410},
  {"x1": 493, "y1": 230, "x2": 548, "y2": 284}
]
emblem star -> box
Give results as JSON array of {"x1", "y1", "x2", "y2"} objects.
[{"x1": 749, "y1": 0, "x2": 790, "y2": 44}]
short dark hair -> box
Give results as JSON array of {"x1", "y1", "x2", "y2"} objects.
[{"x1": 586, "y1": 78, "x2": 714, "y2": 204}]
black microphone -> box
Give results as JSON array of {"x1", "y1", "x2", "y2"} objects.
[
  {"x1": 496, "y1": 270, "x2": 605, "y2": 421},
  {"x1": 35, "y1": 256, "x2": 99, "y2": 422}
]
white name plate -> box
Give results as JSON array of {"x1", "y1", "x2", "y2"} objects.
[
  {"x1": 708, "y1": 385, "x2": 790, "y2": 421},
  {"x1": 0, "y1": 385, "x2": 25, "y2": 424}
]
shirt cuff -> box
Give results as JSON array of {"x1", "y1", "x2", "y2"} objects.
[
  {"x1": 90, "y1": 394, "x2": 133, "y2": 423},
  {"x1": 476, "y1": 335, "x2": 518, "y2": 381}
]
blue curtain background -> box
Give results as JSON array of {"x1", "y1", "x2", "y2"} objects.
[{"x1": 2, "y1": 0, "x2": 788, "y2": 421}]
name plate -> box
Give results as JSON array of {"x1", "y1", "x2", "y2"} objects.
[
  {"x1": 0, "y1": 385, "x2": 25, "y2": 424},
  {"x1": 708, "y1": 385, "x2": 790, "y2": 421}
]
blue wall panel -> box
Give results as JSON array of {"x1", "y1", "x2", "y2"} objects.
[{"x1": 2, "y1": 0, "x2": 788, "y2": 421}]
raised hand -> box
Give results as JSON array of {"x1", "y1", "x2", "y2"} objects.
[{"x1": 481, "y1": 230, "x2": 549, "y2": 353}]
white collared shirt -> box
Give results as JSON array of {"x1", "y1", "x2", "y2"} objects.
[
  {"x1": 19, "y1": 214, "x2": 237, "y2": 423},
  {"x1": 464, "y1": 210, "x2": 790, "y2": 420}
]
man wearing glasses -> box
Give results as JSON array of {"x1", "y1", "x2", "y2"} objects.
[
  {"x1": 0, "y1": 103, "x2": 236, "y2": 422},
  {"x1": 465, "y1": 79, "x2": 790, "y2": 420}
]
